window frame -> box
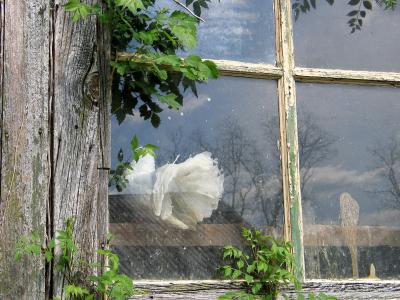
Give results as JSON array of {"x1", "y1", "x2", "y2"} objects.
[{"x1": 115, "y1": 0, "x2": 400, "y2": 285}]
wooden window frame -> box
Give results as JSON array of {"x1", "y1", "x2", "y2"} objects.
[{"x1": 114, "y1": 0, "x2": 400, "y2": 297}]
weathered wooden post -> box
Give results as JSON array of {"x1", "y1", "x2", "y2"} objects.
[{"x1": 0, "y1": 1, "x2": 110, "y2": 298}]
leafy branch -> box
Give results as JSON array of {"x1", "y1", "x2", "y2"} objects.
[
  {"x1": 65, "y1": 0, "x2": 219, "y2": 128},
  {"x1": 109, "y1": 135, "x2": 158, "y2": 192},
  {"x1": 16, "y1": 218, "x2": 135, "y2": 300},
  {"x1": 171, "y1": 0, "x2": 205, "y2": 22},
  {"x1": 218, "y1": 228, "x2": 338, "y2": 300}
]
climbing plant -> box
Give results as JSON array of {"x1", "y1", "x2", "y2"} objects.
[
  {"x1": 65, "y1": 0, "x2": 218, "y2": 127},
  {"x1": 64, "y1": 0, "x2": 219, "y2": 190},
  {"x1": 16, "y1": 218, "x2": 135, "y2": 300}
]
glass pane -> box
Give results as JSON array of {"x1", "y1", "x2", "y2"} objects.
[
  {"x1": 157, "y1": 0, "x2": 275, "y2": 63},
  {"x1": 195, "y1": 0, "x2": 275, "y2": 63},
  {"x1": 109, "y1": 77, "x2": 283, "y2": 279},
  {"x1": 297, "y1": 83, "x2": 400, "y2": 279},
  {"x1": 293, "y1": 1, "x2": 400, "y2": 71}
]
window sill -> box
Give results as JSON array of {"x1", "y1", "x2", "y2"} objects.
[{"x1": 131, "y1": 279, "x2": 400, "y2": 299}]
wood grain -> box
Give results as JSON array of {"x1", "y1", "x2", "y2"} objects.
[
  {"x1": 0, "y1": 0, "x2": 49, "y2": 297},
  {"x1": 275, "y1": 0, "x2": 305, "y2": 279},
  {"x1": 129, "y1": 280, "x2": 400, "y2": 299},
  {"x1": 0, "y1": 0, "x2": 110, "y2": 298},
  {"x1": 51, "y1": 0, "x2": 110, "y2": 296},
  {"x1": 294, "y1": 67, "x2": 400, "y2": 87}
]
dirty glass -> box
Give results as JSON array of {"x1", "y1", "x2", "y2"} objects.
[
  {"x1": 297, "y1": 83, "x2": 400, "y2": 279},
  {"x1": 292, "y1": 1, "x2": 400, "y2": 71},
  {"x1": 109, "y1": 77, "x2": 283, "y2": 279},
  {"x1": 157, "y1": 0, "x2": 275, "y2": 63}
]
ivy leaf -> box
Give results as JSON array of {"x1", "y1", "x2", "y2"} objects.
[
  {"x1": 232, "y1": 269, "x2": 242, "y2": 279},
  {"x1": 110, "y1": 61, "x2": 129, "y2": 76},
  {"x1": 44, "y1": 250, "x2": 53, "y2": 262},
  {"x1": 237, "y1": 260, "x2": 244, "y2": 269},
  {"x1": 117, "y1": 148, "x2": 124, "y2": 162},
  {"x1": 251, "y1": 283, "x2": 262, "y2": 294},
  {"x1": 157, "y1": 93, "x2": 182, "y2": 109},
  {"x1": 151, "y1": 113, "x2": 161, "y2": 128},
  {"x1": 363, "y1": 0, "x2": 372, "y2": 9},
  {"x1": 245, "y1": 274, "x2": 254, "y2": 284},
  {"x1": 169, "y1": 11, "x2": 197, "y2": 49},
  {"x1": 64, "y1": 285, "x2": 90, "y2": 297},
  {"x1": 115, "y1": 0, "x2": 144, "y2": 13},
  {"x1": 64, "y1": 0, "x2": 99, "y2": 22},
  {"x1": 130, "y1": 136, "x2": 139, "y2": 151}
]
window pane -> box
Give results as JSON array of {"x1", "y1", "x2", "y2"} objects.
[
  {"x1": 297, "y1": 83, "x2": 400, "y2": 279},
  {"x1": 110, "y1": 77, "x2": 283, "y2": 279},
  {"x1": 194, "y1": 0, "x2": 275, "y2": 63},
  {"x1": 293, "y1": 1, "x2": 400, "y2": 71},
  {"x1": 158, "y1": 0, "x2": 275, "y2": 63}
]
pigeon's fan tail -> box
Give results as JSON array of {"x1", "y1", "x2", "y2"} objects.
[
  {"x1": 123, "y1": 154, "x2": 155, "y2": 196},
  {"x1": 152, "y1": 152, "x2": 224, "y2": 229}
]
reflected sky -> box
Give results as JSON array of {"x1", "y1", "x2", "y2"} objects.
[
  {"x1": 293, "y1": 1, "x2": 400, "y2": 71},
  {"x1": 111, "y1": 77, "x2": 283, "y2": 229},
  {"x1": 297, "y1": 84, "x2": 400, "y2": 226},
  {"x1": 156, "y1": 0, "x2": 275, "y2": 63}
]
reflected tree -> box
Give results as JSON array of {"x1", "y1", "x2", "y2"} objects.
[
  {"x1": 371, "y1": 135, "x2": 400, "y2": 207},
  {"x1": 155, "y1": 111, "x2": 336, "y2": 230},
  {"x1": 157, "y1": 126, "x2": 191, "y2": 164},
  {"x1": 191, "y1": 118, "x2": 266, "y2": 217},
  {"x1": 264, "y1": 111, "x2": 337, "y2": 202}
]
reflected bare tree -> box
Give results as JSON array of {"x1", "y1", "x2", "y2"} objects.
[
  {"x1": 264, "y1": 111, "x2": 337, "y2": 202},
  {"x1": 371, "y1": 136, "x2": 400, "y2": 207},
  {"x1": 157, "y1": 126, "x2": 191, "y2": 164},
  {"x1": 157, "y1": 112, "x2": 336, "y2": 230},
  {"x1": 191, "y1": 118, "x2": 264, "y2": 216}
]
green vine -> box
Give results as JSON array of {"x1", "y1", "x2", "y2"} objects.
[
  {"x1": 16, "y1": 218, "x2": 135, "y2": 300},
  {"x1": 218, "y1": 228, "x2": 338, "y2": 300},
  {"x1": 65, "y1": 0, "x2": 219, "y2": 126},
  {"x1": 64, "y1": 0, "x2": 219, "y2": 191},
  {"x1": 109, "y1": 135, "x2": 158, "y2": 191}
]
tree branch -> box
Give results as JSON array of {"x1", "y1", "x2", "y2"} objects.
[{"x1": 171, "y1": 0, "x2": 205, "y2": 22}]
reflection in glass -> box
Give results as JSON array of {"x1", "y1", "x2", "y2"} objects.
[
  {"x1": 297, "y1": 83, "x2": 400, "y2": 279},
  {"x1": 157, "y1": 0, "x2": 275, "y2": 63},
  {"x1": 195, "y1": 0, "x2": 275, "y2": 63},
  {"x1": 292, "y1": 1, "x2": 400, "y2": 71},
  {"x1": 109, "y1": 78, "x2": 282, "y2": 279}
]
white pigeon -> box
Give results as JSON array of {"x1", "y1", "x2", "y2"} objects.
[{"x1": 121, "y1": 152, "x2": 224, "y2": 230}]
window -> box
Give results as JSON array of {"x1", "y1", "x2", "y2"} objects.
[{"x1": 110, "y1": 0, "x2": 400, "y2": 282}]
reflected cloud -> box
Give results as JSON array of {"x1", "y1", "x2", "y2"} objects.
[
  {"x1": 293, "y1": 0, "x2": 400, "y2": 71},
  {"x1": 360, "y1": 209, "x2": 400, "y2": 227},
  {"x1": 310, "y1": 165, "x2": 382, "y2": 185}
]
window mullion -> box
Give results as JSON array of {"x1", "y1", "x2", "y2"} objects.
[
  {"x1": 294, "y1": 67, "x2": 400, "y2": 87},
  {"x1": 116, "y1": 52, "x2": 283, "y2": 79},
  {"x1": 275, "y1": 0, "x2": 305, "y2": 280}
]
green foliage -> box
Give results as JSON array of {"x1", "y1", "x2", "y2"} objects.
[
  {"x1": 16, "y1": 218, "x2": 135, "y2": 300},
  {"x1": 293, "y1": 0, "x2": 397, "y2": 32},
  {"x1": 218, "y1": 228, "x2": 338, "y2": 300},
  {"x1": 219, "y1": 228, "x2": 299, "y2": 300},
  {"x1": 184, "y1": 0, "x2": 214, "y2": 17},
  {"x1": 64, "y1": 0, "x2": 219, "y2": 127},
  {"x1": 108, "y1": 135, "x2": 157, "y2": 191}
]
